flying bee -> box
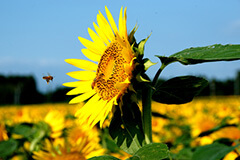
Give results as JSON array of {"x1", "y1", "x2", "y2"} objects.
[{"x1": 43, "y1": 74, "x2": 53, "y2": 84}]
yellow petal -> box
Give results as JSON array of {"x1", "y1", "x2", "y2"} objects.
[
  {"x1": 78, "y1": 37, "x2": 103, "y2": 54},
  {"x1": 118, "y1": 7, "x2": 124, "y2": 38},
  {"x1": 69, "y1": 90, "x2": 96, "y2": 104},
  {"x1": 66, "y1": 81, "x2": 92, "y2": 95},
  {"x1": 88, "y1": 99, "x2": 107, "y2": 127},
  {"x1": 63, "y1": 81, "x2": 90, "y2": 87},
  {"x1": 88, "y1": 28, "x2": 106, "y2": 51},
  {"x1": 81, "y1": 49, "x2": 101, "y2": 62},
  {"x1": 97, "y1": 12, "x2": 114, "y2": 41},
  {"x1": 93, "y1": 22, "x2": 110, "y2": 45},
  {"x1": 115, "y1": 33, "x2": 132, "y2": 63},
  {"x1": 123, "y1": 7, "x2": 128, "y2": 40},
  {"x1": 99, "y1": 99, "x2": 114, "y2": 128},
  {"x1": 67, "y1": 71, "x2": 96, "y2": 80},
  {"x1": 105, "y1": 6, "x2": 118, "y2": 34},
  {"x1": 50, "y1": 132, "x2": 62, "y2": 138},
  {"x1": 75, "y1": 94, "x2": 100, "y2": 118},
  {"x1": 65, "y1": 59, "x2": 98, "y2": 71}
]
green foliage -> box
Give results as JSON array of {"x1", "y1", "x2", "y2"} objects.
[
  {"x1": 152, "y1": 76, "x2": 208, "y2": 104},
  {"x1": 2, "y1": 121, "x2": 51, "y2": 159},
  {"x1": 12, "y1": 123, "x2": 34, "y2": 138},
  {"x1": 192, "y1": 143, "x2": 240, "y2": 160},
  {"x1": 0, "y1": 139, "x2": 18, "y2": 159},
  {"x1": 88, "y1": 155, "x2": 120, "y2": 160},
  {"x1": 198, "y1": 123, "x2": 237, "y2": 137},
  {"x1": 170, "y1": 148, "x2": 193, "y2": 160},
  {"x1": 157, "y1": 44, "x2": 240, "y2": 65},
  {"x1": 109, "y1": 93, "x2": 145, "y2": 155},
  {"x1": 127, "y1": 143, "x2": 169, "y2": 160}
]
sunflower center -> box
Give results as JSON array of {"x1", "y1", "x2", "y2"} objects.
[{"x1": 92, "y1": 41, "x2": 130, "y2": 101}]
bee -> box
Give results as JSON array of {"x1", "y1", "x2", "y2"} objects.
[{"x1": 43, "y1": 74, "x2": 53, "y2": 84}]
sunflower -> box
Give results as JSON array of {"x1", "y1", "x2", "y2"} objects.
[
  {"x1": 63, "y1": 6, "x2": 137, "y2": 128},
  {"x1": 32, "y1": 123, "x2": 105, "y2": 160},
  {"x1": 44, "y1": 110, "x2": 65, "y2": 138},
  {"x1": 0, "y1": 123, "x2": 8, "y2": 141}
]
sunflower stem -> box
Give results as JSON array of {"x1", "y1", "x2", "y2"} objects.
[
  {"x1": 152, "y1": 64, "x2": 166, "y2": 88},
  {"x1": 142, "y1": 83, "x2": 153, "y2": 144},
  {"x1": 142, "y1": 63, "x2": 167, "y2": 144}
]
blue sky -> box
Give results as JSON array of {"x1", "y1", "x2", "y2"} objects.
[{"x1": 0, "y1": 0, "x2": 240, "y2": 93}]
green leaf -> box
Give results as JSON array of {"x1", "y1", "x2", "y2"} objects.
[
  {"x1": 88, "y1": 155, "x2": 120, "y2": 160},
  {"x1": 29, "y1": 121, "x2": 51, "y2": 151},
  {"x1": 109, "y1": 93, "x2": 145, "y2": 155},
  {"x1": 172, "y1": 148, "x2": 193, "y2": 160},
  {"x1": 152, "y1": 76, "x2": 208, "y2": 104},
  {"x1": 198, "y1": 124, "x2": 237, "y2": 137},
  {"x1": 192, "y1": 143, "x2": 240, "y2": 160},
  {"x1": 129, "y1": 143, "x2": 169, "y2": 160},
  {"x1": 157, "y1": 44, "x2": 240, "y2": 65},
  {"x1": 0, "y1": 139, "x2": 18, "y2": 158},
  {"x1": 101, "y1": 129, "x2": 122, "y2": 153},
  {"x1": 12, "y1": 123, "x2": 34, "y2": 138}
]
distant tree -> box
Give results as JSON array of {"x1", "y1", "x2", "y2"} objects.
[
  {"x1": 50, "y1": 87, "x2": 72, "y2": 102},
  {"x1": 0, "y1": 75, "x2": 44, "y2": 105},
  {"x1": 235, "y1": 71, "x2": 240, "y2": 95}
]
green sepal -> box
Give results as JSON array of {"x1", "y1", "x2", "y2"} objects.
[
  {"x1": 137, "y1": 33, "x2": 151, "y2": 59},
  {"x1": 128, "y1": 25, "x2": 138, "y2": 46},
  {"x1": 143, "y1": 58, "x2": 157, "y2": 71},
  {"x1": 136, "y1": 74, "x2": 150, "y2": 83}
]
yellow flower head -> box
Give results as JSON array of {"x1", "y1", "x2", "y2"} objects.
[
  {"x1": 44, "y1": 110, "x2": 65, "y2": 138},
  {"x1": 0, "y1": 123, "x2": 8, "y2": 141},
  {"x1": 32, "y1": 123, "x2": 105, "y2": 160},
  {"x1": 64, "y1": 6, "x2": 136, "y2": 128}
]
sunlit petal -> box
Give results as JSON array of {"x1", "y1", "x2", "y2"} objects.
[
  {"x1": 93, "y1": 22, "x2": 110, "y2": 45},
  {"x1": 65, "y1": 59, "x2": 98, "y2": 71},
  {"x1": 105, "y1": 6, "x2": 118, "y2": 34},
  {"x1": 81, "y1": 48, "x2": 101, "y2": 62},
  {"x1": 78, "y1": 37, "x2": 104, "y2": 54},
  {"x1": 97, "y1": 11, "x2": 114, "y2": 41},
  {"x1": 88, "y1": 28, "x2": 106, "y2": 50},
  {"x1": 66, "y1": 81, "x2": 92, "y2": 95},
  {"x1": 118, "y1": 7, "x2": 124, "y2": 38},
  {"x1": 67, "y1": 71, "x2": 96, "y2": 80},
  {"x1": 69, "y1": 90, "x2": 96, "y2": 104}
]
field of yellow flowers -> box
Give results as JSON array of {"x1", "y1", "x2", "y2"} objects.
[{"x1": 0, "y1": 96, "x2": 240, "y2": 160}]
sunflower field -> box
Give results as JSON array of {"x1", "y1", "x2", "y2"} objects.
[
  {"x1": 1, "y1": 5, "x2": 240, "y2": 160},
  {"x1": 0, "y1": 96, "x2": 239, "y2": 160}
]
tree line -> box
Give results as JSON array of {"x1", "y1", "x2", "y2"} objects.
[
  {"x1": 0, "y1": 75, "x2": 72, "y2": 105},
  {"x1": 0, "y1": 72, "x2": 239, "y2": 105}
]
